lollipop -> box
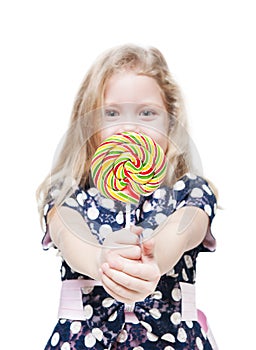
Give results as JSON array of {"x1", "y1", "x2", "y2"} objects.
[{"x1": 90, "y1": 131, "x2": 167, "y2": 205}]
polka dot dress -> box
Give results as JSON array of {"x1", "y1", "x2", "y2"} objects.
[{"x1": 42, "y1": 174, "x2": 217, "y2": 349}]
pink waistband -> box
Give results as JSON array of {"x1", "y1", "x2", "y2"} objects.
[
  {"x1": 58, "y1": 279, "x2": 138, "y2": 323},
  {"x1": 57, "y1": 279, "x2": 218, "y2": 349},
  {"x1": 58, "y1": 279, "x2": 199, "y2": 324},
  {"x1": 58, "y1": 280, "x2": 98, "y2": 321}
]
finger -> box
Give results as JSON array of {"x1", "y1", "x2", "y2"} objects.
[
  {"x1": 106, "y1": 245, "x2": 141, "y2": 261},
  {"x1": 101, "y1": 263, "x2": 153, "y2": 294},
  {"x1": 99, "y1": 268, "x2": 136, "y2": 303},
  {"x1": 103, "y1": 229, "x2": 140, "y2": 248},
  {"x1": 120, "y1": 232, "x2": 140, "y2": 245},
  {"x1": 141, "y1": 238, "x2": 155, "y2": 261},
  {"x1": 103, "y1": 247, "x2": 141, "y2": 269},
  {"x1": 107, "y1": 254, "x2": 140, "y2": 271},
  {"x1": 106, "y1": 257, "x2": 159, "y2": 282},
  {"x1": 130, "y1": 225, "x2": 143, "y2": 236}
]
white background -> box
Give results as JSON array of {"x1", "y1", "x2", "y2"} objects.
[{"x1": 1, "y1": 1, "x2": 255, "y2": 348}]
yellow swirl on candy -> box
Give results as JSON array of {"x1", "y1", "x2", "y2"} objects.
[{"x1": 90, "y1": 132, "x2": 167, "y2": 204}]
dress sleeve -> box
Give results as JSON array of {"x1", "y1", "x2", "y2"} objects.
[
  {"x1": 41, "y1": 186, "x2": 87, "y2": 250},
  {"x1": 172, "y1": 173, "x2": 217, "y2": 251},
  {"x1": 41, "y1": 198, "x2": 55, "y2": 250}
]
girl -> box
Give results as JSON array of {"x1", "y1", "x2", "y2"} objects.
[{"x1": 37, "y1": 44, "x2": 218, "y2": 350}]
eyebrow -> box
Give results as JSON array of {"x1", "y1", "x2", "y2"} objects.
[{"x1": 104, "y1": 102, "x2": 166, "y2": 110}]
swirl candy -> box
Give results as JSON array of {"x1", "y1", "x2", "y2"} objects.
[{"x1": 90, "y1": 131, "x2": 167, "y2": 204}]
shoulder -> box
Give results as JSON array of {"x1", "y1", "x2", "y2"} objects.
[
  {"x1": 173, "y1": 173, "x2": 214, "y2": 194},
  {"x1": 172, "y1": 173, "x2": 217, "y2": 224}
]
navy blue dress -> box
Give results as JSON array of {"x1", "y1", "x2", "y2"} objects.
[{"x1": 42, "y1": 173, "x2": 217, "y2": 350}]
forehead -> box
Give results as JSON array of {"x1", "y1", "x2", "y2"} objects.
[{"x1": 104, "y1": 71, "x2": 165, "y2": 107}]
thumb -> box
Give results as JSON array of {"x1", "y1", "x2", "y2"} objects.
[
  {"x1": 130, "y1": 225, "x2": 143, "y2": 237},
  {"x1": 141, "y1": 238, "x2": 155, "y2": 262}
]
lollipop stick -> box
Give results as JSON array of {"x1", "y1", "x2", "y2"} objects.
[{"x1": 125, "y1": 203, "x2": 131, "y2": 230}]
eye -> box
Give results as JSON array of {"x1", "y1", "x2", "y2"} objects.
[
  {"x1": 139, "y1": 109, "x2": 157, "y2": 118},
  {"x1": 104, "y1": 109, "x2": 120, "y2": 121},
  {"x1": 105, "y1": 109, "x2": 120, "y2": 117}
]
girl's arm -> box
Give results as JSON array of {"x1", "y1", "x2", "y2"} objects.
[
  {"x1": 153, "y1": 206, "x2": 209, "y2": 275},
  {"x1": 47, "y1": 206, "x2": 142, "y2": 281},
  {"x1": 47, "y1": 206, "x2": 102, "y2": 280}
]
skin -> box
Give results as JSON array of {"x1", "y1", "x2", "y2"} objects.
[
  {"x1": 48, "y1": 71, "x2": 210, "y2": 304},
  {"x1": 101, "y1": 71, "x2": 169, "y2": 152}
]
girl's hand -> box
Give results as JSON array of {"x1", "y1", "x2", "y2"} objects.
[
  {"x1": 100, "y1": 236, "x2": 161, "y2": 304},
  {"x1": 100, "y1": 226, "x2": 143, "y2": 266}
]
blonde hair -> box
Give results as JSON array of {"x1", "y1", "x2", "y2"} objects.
[{"x1": 36, "y1": 44, "x2": 195, "y2": 222}]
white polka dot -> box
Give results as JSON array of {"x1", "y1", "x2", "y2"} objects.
[
  {"x1": 182, "y1": 268, "x2": 189, "y2": 281},
  {"x1": 184, "y1": 254, "x2": 193, "y2": 269},
  {"x1": 108, "y1": 310, "x2": 118, "y2": 322},
  {"x1": 142, "y1": 200, "x2": 152, "y2": 213},
  {"x1": 166, "y1": 268, "x2": 178, "y2": 278},
  {"x1": 64, "y1": 198, "x2": 79, "y2": 207},
  {"x1": 168, "y1": 197, "x2": 177, "y2": 208},
  {"x1": 101, "y1": 198, "x2": 115, "y2": 209},
  {"x1": 196, "y1": 336, "x2": 204, "y2": 350},
  {"x1": 117, "y1": 329, "x2": 128, "y2": 343},
  {"x1": 153, "y1": 188, "x2": 166, "y2": 199},
  {"x1": 186, "y1": 320, "x2": 193, "y2": 328},
  {"x1": 87, "y1": 206, "x2": 99, "y2": 220},
  {"x1": 177, "y1": 327, "x2": 187, "y2": 342},
  {"x1": 87, "y1": 188, "x2": 98, "y2": 196},
  {"x1": 214, "y1": 203, "x2": 217, "y2": 215},
  {"x1": 99, "y1": 224, "x2": 113, "y2": 238},
  {"x1": 84, "y1": 333, "x2": 96, "y2": 348},
  {"x1": 92, "y1": 328, "x2": 103, "y2": 341},
  {"x1": 201, "y1": 327, "x2": 207, "y2": 339},
  {"x1": 173, "y1": 180, "x2": 185, "y2": 191},
  {"x1": 155, "y1": 213, "x2": 167, "y2": 225},
  {"x1": 77, "y1": 192, "x2": 87, "y2": 206},
  {"x1": 171, "y1": 288, "x2": 181, "y2": 301},
  {"x1": 161, "y1": 333, "x2": 175, "y2": 343},
  {"x1": 164, "y1": 347, "x2": 175, "y2": 350},
  {"x1": 60, "y1": 319, "x2": 67, "y2": 324},
  {"x1": 84, "y1": 305, "x2": 93, "y2": 319},
  {"x1": 190, "y1": 188, "x2": 204, "y2": 198},
  {"x1": 61, "y1": 342, "x2": 71, "y2": 350},
  {"x1": 176, "y1": 200, "x2": 186, "y2": 209},
  {"x1": 147, "y1": 332, "x2": 158, "y2": 342},
  {"x1": 151, "y1": 290, "x2": 162, "y2": 299},
  {"x1": 136, "y1": 208, "x2": 141, "y2": 220},
  {"x1": 51, "y1": 332, "x2": 60, "y2": 346},
  {"x1": 42, "y1": 219, "x2": 47, "y2": 233},
  {"x1": 133, "y1": 347, "x2": 144, "y2": 350},
  {"x1": 82, "y1": 286, "x2": 94, "y2": 294},
  {"x1": 70, "y1": 321, "x2": 82, "y2": 334},
  {"x1": 204, "y1": 204, "x2": 212, "y2": 217},
  {"x1": 149, "y1": 308, "x2": 161, "y2": 319},
  {"x1": 61, "y1": 266, "x2": 66, "y2": 278},
  {"x1": 140, "y1": 321, "x2": 152, "y2": 332},
  {"x1": 170, "y1": 312, "x2": 181, "y2": 325},
  {"x1": 186, "y1": 173, "x2": 197, "y2": 180},
  {"x1": 116, "y1": 211, "x2": 124, "y2": 224},
  {"x1": 202, "y1": 184, "x2": 212, "y2": 195},
  {"x1": 102, "y1": 297, "x2": 115, "y2": 308},
  {"x1": 193, "y1": 269, "x2": 196, "y2": 282}
]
